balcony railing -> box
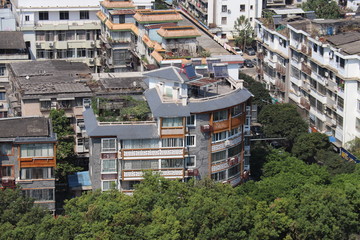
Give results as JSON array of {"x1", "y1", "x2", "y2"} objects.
[
  {"x1": 301, "y1": 63, "x2": 311, "y2": 75},
  {"x1": 122, "y1": 168, "x2": 184, "y2": 180},
  {"x1": 122, "y1": 148, "x2": 184, "y2": 159},
  {"x1": 276, "y1": 63, "x2": 286, "y2": 76},
  {"x1": 300, "y1": 97, "x2": 310, "y2": 111}
]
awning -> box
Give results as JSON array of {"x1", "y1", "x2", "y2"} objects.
[
  {"x1": 57, "y1": 97, "x2": 75, "y2": 100},
  {"x1": 68, "y1": 171, "x2": 92, "y2": 190},
  {"x1": 329, "y1": 136, "x2": 336, "y2": 143}
]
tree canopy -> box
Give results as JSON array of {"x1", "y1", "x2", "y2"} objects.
[
  {"x1": 233, "y1": 16, "x2": 254, "y2": 49},
  {"x1": 258, "y1": 103, "x2": 308, "y2": 144},
  {"x1": 302, "y1": 0, "x2": 341, "y2": 19}
]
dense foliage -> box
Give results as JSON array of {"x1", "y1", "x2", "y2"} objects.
[
  {"x1": 50, "y1": 109, "x2": 82, "y2": 181},
  {"x1": 302, "y1": 0, "x2": 341, "y2": 19},
  {"x1": 258, "y1": 103, "x2": 308, "y2": 145},
  {"x1": 234, "y1": 16, "x2": 254, "y2": 50},
  {"x1": 2, "y1": 150, "x2": 360, "y2": 240}
]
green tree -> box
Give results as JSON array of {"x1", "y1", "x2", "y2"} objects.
[
  {"x1": 240, "y1": 72, "x2": 271, "y2": 113},
  {"x1": 302, "y1": 0, "x2": 341, "y2": 19},
  {"x1": 316, "y1": 150, "x2": 355, "y2": 175},
  {"x1": 292, "y1": 132, "x2": 331, "y2": 163},
  {"x1": 346, "y1": 137, "x2": 360, "y2": 159},
  {"x1": 154, "y1": 0, "x2": 168, "y2": 9},
  {"x1": 258, "y1": 103, "x2": 308, "y2": 145},
  {"x1": 233, "y1": 16, "x2": 254, "y2": 50},
  {"x1": 49, "y1": 109, "x2": 82, "y2": 181}
]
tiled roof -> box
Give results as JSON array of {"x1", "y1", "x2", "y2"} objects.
[
  {"x1": 104, "y1": 21, "x2": 139, "y2": 35},
  {"x1": 96, "y1": 11, "x2": 107, "y2": 22},
  {"x1": 0, "y1": 117, "x2": 50, "y2": 138},
  {"x1": 100, "y1": 0, "x2": 135, "y2": 9},
  {"x1": 157, "y1": 26, "x2": 201, "y2": 39},
  {"x1": 110, "y1": 9, "x2": 136, "y2": 15},
  {"x1": 145, "y1": 22, "x2": 177, "y2": 29},
  {"x1": 0, "y1": 32, "x2": 26, "y2": 49},
  {"x1": 134, "y1": 10, "x2": 183, "y2": 23},
  {"x1": 142, "y1": 34, "x2": 155, "y2": 48}
]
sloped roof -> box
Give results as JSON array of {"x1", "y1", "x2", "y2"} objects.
[
  {"x1": 143, "y1": 66, "x2": 191, "y2": 83},
  {"x1": 157, "y1": 26, "x2": 201, "y2": 39},
  {"x1": 134, "y1": 10, "x2": 183, "y2": 23},
  {"x1": 0, "y1": 32, "x2": 26, "y2": 49},
  {"x1": 0, "y1": 117, "x2": 49, "y2": 138},
  {"x1": 100, "y1": 0, "x2": 135, "y2": 9}
]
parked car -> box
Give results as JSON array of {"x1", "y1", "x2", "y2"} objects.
[
  {"x1": 245, "y1": 46, "x2": 256, "y2": 56},
  {"x1": 244, "y1": 59, "x2": 254, "y2": 68},
  {"x1": 239, "y1": 62, "x2": 244, "y2": 68},
  {"x1": 233, "y1": 47, "x2": 243, "y2": 55}
]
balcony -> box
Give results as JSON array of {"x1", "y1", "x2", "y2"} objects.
[
  {"x1": 122, "y1": 168, "x2": 184, "y2": 180},
  {"x1": 211, "y1": 155, "x2": 240, "y2": 173},
  {"x1": 211, "y1": 134, "x2": 242, "y2": 152},
  {"x1": 256, "y1": 52, "x2": 264, "y2": 60},
  {"x1": 19, "y1": 157, "x2": 56, "y2": 168},
  {"x1": 275, "y1": 79, "x2": 286, "y2": 92},
  {"x1": 276, "y1": 63, "x2": 286, "y2": 76},
  {"x1": 160, "y1": 127, "x2": 184, "y2": 137},
  {"x1": 122, "y1": 148, "x2": 184, "y2": 160},
  {"x1": 300, "y1": 97, "x2": 310, "y2": 111},
  {"x1": 301, "y1": 44, "x2": 307, "y2": 54},
  {"x1": 301, "y1": 63, "x2": 311, "y2": 75}
]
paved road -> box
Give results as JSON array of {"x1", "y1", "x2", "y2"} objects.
[{"x1": 177, "y1": 11, "x2": 230, "y2": 56}]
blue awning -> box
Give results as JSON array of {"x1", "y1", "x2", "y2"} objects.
[
  {"x1": 68, "y1": 171, "x2": 92, "y2": 190},
  {"x1": 329, "y1": 136, "x2": 336, "y2": 143}
]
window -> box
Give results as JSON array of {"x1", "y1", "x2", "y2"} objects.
[
  {"x1": 67, "y1": 48, "x2": 75, "y2": 58},
  {"x1": 66, "y1": 31, "x2": 75, "y2": 40},
  {"x1": 76, "y1": 30, "x2": 86, "y2": 40},
  {"x1": 161, "y1": 158, "x2": 183, "y2": 168},
  {"x1": 356, "y1": 118, "x2": 360, "y2": 130},
  {"x1": 240, "y1": 4, "x2": 245, "y2": 11},
  {"x1": 337, "y1": 114, "x2": 343, "y2": 128},
  {"x1": 337, "y1": 97, "x2": 344, "y2": 111},
  {"x1": 59, "y1": 11, "x2": 69, "y2": 20},
  {"x1": 119, "y1": 15, "x2": 125, "y2": 24},
  {"x1": 123, "y1": 139, "x2": 159, "y2": 149},
  {"x1": 186, "y1": 114, "x2": 196, "y2": 126},
  {"x1": 319, "y1": 46, "x2": 324, "y2": 56},
  {"x1": 23, "y1": 189, "x2": 54, "y2": 201},
  {"x1": 221, "y1": 17, "x2": 227, "y2": 25},
  {"x1": 222, "y1": 5, "x2": 227, "y2": 12},
  {"x1": 36, "y1": 49, "x2": 45, "y2": 59},
  {"x1": 212, "y1": 131, "x2": 227, "y2": 142},
  {"x1": 185, "y1": 156, "x2": 196, "y2": 168},
  {"x1": 1, "y1": 166, "x2": 12, "y2": 177},
  {"x1": 20, "y1": 167, "x2": 54, "y2": 180},
  {"x1": 80, "y1": 10, "x2": 89, "y2": 19},
  {"x1": 123, "y1": 160, "x2": 158, "y2": 170},
  {"x1": 221, "y1": 33, "x2": 227, "y2": 39},
  {"x1": 250, "y1": 5, "x2": 253, "y2": 10},
  {"x1": 229, "y1": 126, "x2": 242, "y2": 137},
  {"x1": 138, "y1": 6, "x2": 146, "y2": 9},
  {"x1": 20, "y1": 144, "x2": 54, "y2": 157},
  {"x1": 161, "y1": 138, "x2": 183, "y2": 147},
  {"x1": 340, "y1": 58, "x2": 345, "y2": 68},
  {"x1": 313, "y1": 43, "x2": 318, "y2": 52},
  {"x1": 77, "y1": 48, "x2": 86, "y2": 58},
  {"x1": 25, "y1": 15, "x2": 29, "y2": 21},
  {"x1": 39, "y1": 11, "x2": 49, "y2": 20},
  {"x1": 102, "y1": 180, "x2": 117, "y2": 191},
  {"x1": 162, "y1": 117, "x2": 183, "y2": 127},
  {"x1": 212, "y1": 150, "x2": 226, "y2": 162},
  {"x1": 213, "y1": 109, "x2": 228, "y2": 121},
  {"x1": 185, "y1": 135, "x2": 196, "y2": 147},
  {"x1": 228, "y1": 165, "x2": 240, "y2": 178},
  {"x1": 211, "y1": 170, "x2": 226, "y2": 181},
  {"x1": 36, "y1": 32, "x2": 45, "y2": 41},
  {"x1": 102, "y1": 159, "x2": 117, "y2": 173},
  {"x1": 40, "y1": 101, "x2": 51, "y2": 110},
  {"x1": 358, "y1": 82, "x2": 360, "y2": 91},
  {"x1": 101, "y1": 138, "x2": 117, "y2": 152},
  {"x1": 58, "y1": 31, "x2": 66, "y2": 41},
  {"x1": 231, "y1": 105, "x2": 242, "y2": 117},
  {"x1": 45, "y1": 31, "x2": 54, "y2": 41},
  {"x1": 0, "y1": 92, "x2": 4, "y2": 100},
  {"x1": 228, "y1": 143, "x2": 242, "y2": 157}
]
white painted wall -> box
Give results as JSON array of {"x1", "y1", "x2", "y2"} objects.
[{"x1": 11, "y1": 0, "x2": 100, "y2": 8}]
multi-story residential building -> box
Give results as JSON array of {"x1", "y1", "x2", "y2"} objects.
[
  {"x1": 0, "y1": 116, "x2": 57, "y2": 212},
  {"x1": 178, "y1": 0, "x2": 263, "y2": 41},
  {"x1": 10, "y1": 0, "x2": 102, "y2": 72},
  {"x1": 256, "y1": 14, "x2": 360, "y2": 147},
  {"x1": 84, "y1": 64, "x2": 252, "y2": 192},
  {"x1": 0, "y1": 31, "x2": 28, "y2": 119},
  {"x1": 7, "y1": 60, "x2": 93, "y2": 156}
]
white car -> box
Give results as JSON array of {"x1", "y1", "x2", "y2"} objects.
[{"x1": 233, "y1": 47, "x2": 243, "y2": 56}]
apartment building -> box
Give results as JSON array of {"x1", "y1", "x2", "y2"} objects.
[
  {"x1": 84, "y1": 64, "x2": 252, "y2": 192},
  {"x1": 7, "y1": 60, "x2": 93, "y2": 156},
  {"x1": 0, "y1": 31, "x2": 28, "y2": 119},
  {"x1": 0, "y1": 116, "x2": 57, "y2": 212},
  {"x1": 10, "y1": 0, "x2": 102, "y2": 71},
  {"x1": 256, "y1": 14, "x2": 360, "y2": 147},
  {"x1": 178, "y1": 0, "x2": 263, "y2": 41}
]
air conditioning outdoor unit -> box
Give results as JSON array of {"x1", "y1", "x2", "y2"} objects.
[
  {"x1": 224, "y1": 140, "x2": 230, "y2": 147},
  {"x1": 49, "y1": 42, "x2": 54, "y2": 47}
]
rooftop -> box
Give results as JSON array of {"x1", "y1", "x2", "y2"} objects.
[
  {"x1": 0, "y1": 117, "x2": 50, "y2": 138},
  {"x1": 100, "y1": 0, "x2": 135, "y2": 9},
  {"x1": 157, "y1": 26, "x2": 201, "y2": 39},
  {"x1": 134, "y1": 10, "x2": 183, "y2": 23},
  {"x1": 0, "y1": 32, "x2": 26, "y2": 49},
  {"x1": 9, "y1": 60, "x2": 92, "y2": 98}
]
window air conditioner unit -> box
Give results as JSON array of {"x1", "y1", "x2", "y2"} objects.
[
  {"x1": 224, "y1": 140, "x2": 230, "y2": 147},
  {"x1": 89, "y1": 59, "x2": 94, "y2": 64},
  {"x1": 49, "y1": 42, "x2": 54, "y2": 47},
  {"x1": 228, "y1": 9, "x2": 231, "y2": 14}
]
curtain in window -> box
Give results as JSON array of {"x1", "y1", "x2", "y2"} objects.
[{"x1": 162, "y1": 117, "x2": 183, "y2": 127}]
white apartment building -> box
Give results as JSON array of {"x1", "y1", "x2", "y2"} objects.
[
  {"x1": 178, "y1": 0, "x2": 262, "y2": 41},
  {"x1": 256, "y1": 15, "x2": 360, "y2": 147},
  {"x1": 10, "y1": 0, "x2": 102, "y2": 71}
]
